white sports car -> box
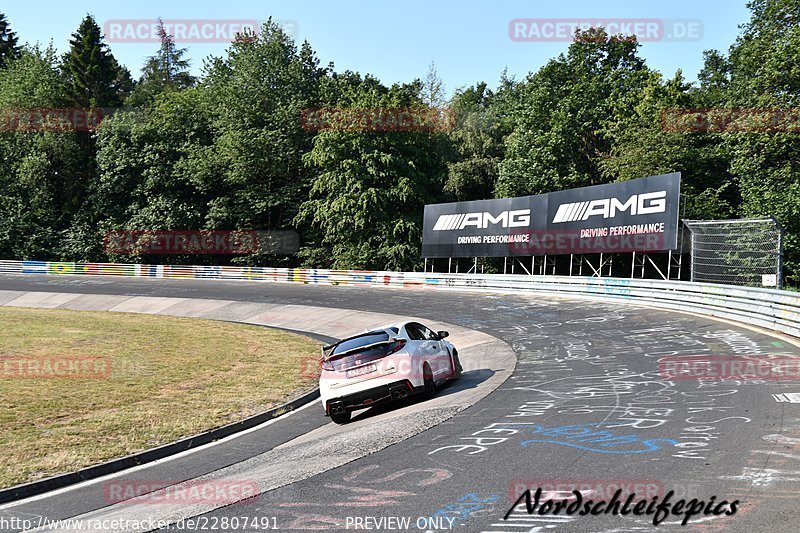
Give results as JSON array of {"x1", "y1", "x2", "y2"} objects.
[{"x1": 319, "y1": 321, "x2": 462, "y2": 424}]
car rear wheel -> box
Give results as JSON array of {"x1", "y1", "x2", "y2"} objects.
[
  {"x1": 423, "y1": 363, "x2": 436, "y2": 398},
  {"x1": 451, "y1": 349, "x2": 463, "y2": 379},
  {"x1": 330, "y1": 411, "x2": 351, "y2": 424}
]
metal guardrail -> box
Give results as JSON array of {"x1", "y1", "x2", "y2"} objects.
[{"x1": 2, "y1": 259, "x2": 799, "y2": 339}]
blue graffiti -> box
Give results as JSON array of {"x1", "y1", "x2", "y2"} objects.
[
  {"x1": 424, "y1": 493, "x2": 500, "y2": 528},
  {"x1": 499, "y1": 422, "x2": 678, "y2": 455}
]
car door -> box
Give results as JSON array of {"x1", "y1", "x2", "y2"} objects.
[
  {"x1": 402, "y1": 323, "x2": 428, "y2": 382},
  {"x1": 417, "y1": 324, "x2": 450, "y2": 380}
]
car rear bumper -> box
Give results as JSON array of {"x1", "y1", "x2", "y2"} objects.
[{"x1": 325, "y1": 380, "x2": 415, "y2": 415}]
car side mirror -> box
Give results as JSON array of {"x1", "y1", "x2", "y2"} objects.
[{"x1": 437, "y1": 330, "x2": 449, "y2": 339}]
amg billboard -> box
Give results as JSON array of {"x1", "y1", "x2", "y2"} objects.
[{"x1": 422, "y1": 173, "x2": 681, "y2": 258}]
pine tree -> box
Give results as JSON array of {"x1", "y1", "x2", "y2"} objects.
[
  {"x1": 128, "y1": 19, "x2": 195, "y2": 106},
  {"x1": 0, "y1": 12, "x2": 20, "y2": 69},
  {"x1": 422, "y1": 62, "x2": 446, "y2": 107},
  {"x1": 62, "y1": 14, "x2": 129, "y2": 107}
]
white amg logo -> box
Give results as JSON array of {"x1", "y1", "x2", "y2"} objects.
[
  {"x1": 552, "y1": 191, "x2": 667, "y2": 223},
  {"x1": 433, "y1": 210, "x2": 531, "y2": 231}
]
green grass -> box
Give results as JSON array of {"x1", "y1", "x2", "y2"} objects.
[{"x1": 0, "y1": 307, "x2": 320, "y2": 488}]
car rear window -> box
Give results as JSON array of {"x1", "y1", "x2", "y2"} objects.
[{"x1": 333, "y1": 331, "x2": 390, "y2": 355}]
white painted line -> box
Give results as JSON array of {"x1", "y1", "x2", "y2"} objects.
[{"x1": 772, "y1": 393, "x2": 800, "y2": 403}]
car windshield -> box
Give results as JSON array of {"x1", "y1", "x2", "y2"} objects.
[{"x1": 332, "y1": 331, "x2": 390, "y2": 356}]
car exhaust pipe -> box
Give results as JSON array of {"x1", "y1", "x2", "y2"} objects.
[
  {"x1": 329, "y1": 402, "x2": 345, "y2": 415},
  {"x1": 389, "y1": 385, "x2": 409, "y2": 400}
]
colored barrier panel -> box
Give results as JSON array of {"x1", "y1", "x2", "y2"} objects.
[{"x1": 1, "y1": 260, "x2": 799, "y2": 339}]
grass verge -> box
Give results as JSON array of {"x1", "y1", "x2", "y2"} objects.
[{"x1": 0, "y1": 307, "x2": 320, "y2": 488}]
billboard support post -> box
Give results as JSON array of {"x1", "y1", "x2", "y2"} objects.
[
  {"x1": 667, "y1": 250, "x2": 672, "y2": 281},
  {"x1": 516, "y1": 258, "x2": 532, "y2": 276},
  {"x1": 648, "y1": 254, "x2": 667, "y2": 280}
]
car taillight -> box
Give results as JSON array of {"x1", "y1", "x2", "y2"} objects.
[
  {"x1": 387, "y1": 339, "x2": 407, "y2": 355},
  {"x1": 322, "y1": 359, "x2": 335, "y2": 371}
]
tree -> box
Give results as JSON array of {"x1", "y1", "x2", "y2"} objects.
[
  {"x1": 199, "y1": 20, "x2": 329, "y2": 265},
  {"x1": 600, "y1": 69, "x2": 736, "y2": 220},
  {"x1": 128, "y1": 19, "x2": 195, "y2": 107},
  {"x1": 0, "y1": 46, "x2": 81, "y2": 260},
  {"x1": 444, "y1": 81, "x2": 509, "y2": 201},
  {"x1": 297, "y1": 75, "x2": 449, "y2": 270},
  {"x1": 0, "y1": 12, "x2": 20, "y2": 69},
  {"x1": 421, "y1": 62, "x2": 446, "y2": 107},
  {"x1": 497, "y1": 28, "x2": 652, "y2": 198},
  {"x1": 93, "y1": 19, "x2": 329, "y2": 265},
  {"x1": 92, "y1": 88, "x2": 216, "y2": 263},
  {"x1": 62, "y1": 14, "x2": 131, "y2": 107},
  {"x1": 722, "y1": 0, "x2": 800, "y2": 279},
  {"x1": 697, "y1": 50, "x2": 731, "y2": 106},
  {"x1": 51, "y1": 14, "x2": 133, "y2": 249}
]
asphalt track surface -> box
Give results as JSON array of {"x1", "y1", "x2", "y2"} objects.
[{"x1": 1, "y1": 274, "x2": 800, "y2": 532}]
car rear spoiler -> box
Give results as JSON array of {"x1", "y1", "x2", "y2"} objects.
[{"x1": 321, "y1": 342, "x2": 337, "y2": 359}]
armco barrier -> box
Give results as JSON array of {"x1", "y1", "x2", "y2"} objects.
[{"x1": 1, "y1": 259, "x2": 799, "y2": 339}]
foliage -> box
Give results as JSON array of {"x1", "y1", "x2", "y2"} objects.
[
  {"x1": 127, "y1": 19, "x2": 195, "y2": 107},
  {"x1": 1, "y1": 4, "x2": 799, "y2": 280},
  {"x1": 61, "y1": 15, "x2": 131, "y2": 108},
  {"x1": 297, "y1": 75, "x2": 449, "y2": 270},
  {"x1": 0, "y1": 46, "x2": 81, "y2": 259},
  {"x1": 497, "y1": 28, "x2": 652, "y2": 197},
  {"x1": 0, "y1": 11, "x2": 20, "y2": 69}
]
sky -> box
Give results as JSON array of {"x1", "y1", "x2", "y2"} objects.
[{"x1": 3, "y1": 0, "x2": 753, "y2": 95}]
